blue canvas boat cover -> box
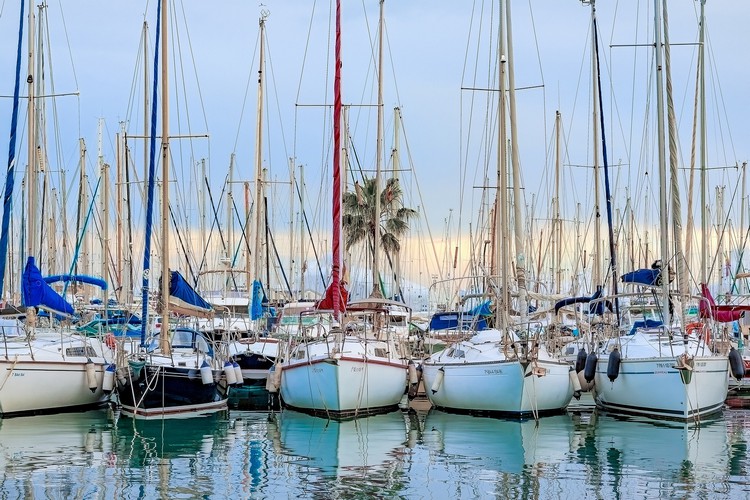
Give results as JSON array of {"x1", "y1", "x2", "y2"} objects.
[
  {"x1": 44, "y1": 274, "x2": 108, "y2": 290},
  {"x1": 167, "y1": 270, "x2": 213, "y2": 318},
  {"x1": 621, "y1": 268, "x2": 662, "y2": 286},
  {"x1": 22, "y1": 256, "x2": 74, "y2": 316}
]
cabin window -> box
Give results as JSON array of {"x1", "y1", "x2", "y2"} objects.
[
  {"x1": 452, "y1": 349, "x2": 465, "y2": 359},
  {"x1": 65, "y1": 346, "x2": 97, "y2": 358},
  {"x1": 295, "y1": 349, "x2": 306, "y2": 360},
  {"x1": 373, "y1": 348, "x2": 388, "y2": 358}
]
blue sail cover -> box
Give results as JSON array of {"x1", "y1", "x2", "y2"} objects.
[
  {"x1": 621, "y1": 268, "x2": 661, "y2": 286},
  {"x1": 168, "y1": 270, "x2": 213, "y2": 318},
  {"x1": 554, "y1": 287, "x2": 609, "y2": 315},
  {"x1": 22, "y1": 257, "x2": 74, "y2": 315},
  {"x1": 250, "y1": 280, "x2": 264, "y2": 320},
  {"x1": 44, "y1": 274, "x2": 108, "y2": 290}
]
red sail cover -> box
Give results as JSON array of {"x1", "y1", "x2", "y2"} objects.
[
  {"x1": 699, "y1": 284, "x2": 750, "y2": 322},
  {"x1": 316, "y1": 282, "x2": 348, "y2": 311}
]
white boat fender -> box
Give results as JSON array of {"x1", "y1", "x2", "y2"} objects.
[
  {"x1": 607, "y1": 348, "x2": 621, "y2": 382},
  {"x1": 577, "y1": 370, "x2": 594, "y2": 392},
  {"x1": 575, "y1": 348, "x2": 587, "y2": 373},
  {"x1": 583, "y1": 352, "x2": 598, "y2": 383},
  {"x1": 102, "y1": 364, "x2": 116, "y2": 394},
  {"x1": 430, "y1": 367, "x2": 445, "y2": 394},
  {"x1": 200, "y1": 360, "x2": 214, "y2": 385},
  {"x1": 233, "y1": 360, "x2": 244, "y2": 386},
  {"x1": 729, "y1": 347, "x2": 745, "y2": 381},
  {"x1": 85, "y1": 359, "x2": 98, "y2": 393},
  {"x1": 223, "y1": 360, "x2": 237, "y2": 385},
  {"x1": 569, "y1": 367, "x2": 582, "y2": 400},
  {"x1": 266, "y1": 364, "x2": 281, "y2": 393},
  {"x1": 408, "y1": 360, "x2": 419, "y2": 385}
]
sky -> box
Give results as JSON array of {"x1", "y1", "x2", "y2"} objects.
[{"x1": 1, "y1": 0, "x2": 750, "y2": 305}]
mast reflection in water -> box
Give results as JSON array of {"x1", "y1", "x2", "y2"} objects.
[{"x1": 0, "y1": 406, "x2": 748, "y2": 498}]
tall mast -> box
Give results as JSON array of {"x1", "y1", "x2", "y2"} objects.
[
  {"x1": 495, "y1": 0, "x2": 509, "y2": 329},
  {"x1": 591, "y1": 0, "x2": 601, "y2": 287},
  {"x1": 228, "y1": 154, "x2": 235, "y2": 266},
  {"x1": 26, "y1": 2, "x2": 36, "y2": 261},
  {"x1": 159, "y1": 0, "x2": 170, "y2": 352},
  {"x1": 371, "y1": 0, "x2": 385, "y2": 298},
  {"x1": 554, "y1": 110, "x2": 562, "y2": 295},
  {"x1": 653, "y1": 0, "x2": 670, "y2": 325},
  {"x1": 505, "y1": 0, "x2": 527, "y2": 320},
  {"x1": 699, "y1": 0, "x2": 707, "y2": 286},
  {"x1": 252, "y1": 13, "x2": 267, "y2": 303},
  {"x1": 331, "y1": 0, "x2": 343, "y2": 317}
]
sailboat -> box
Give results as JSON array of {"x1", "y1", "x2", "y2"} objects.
[
  {"x1": 420, "y1": 0, "x2": 574, "y2": 418},
  {"x1": 587, "y1": 0, "x2": 729, "y2": 421},
  {"x1": 276, "y1": 0, "x2": 408, "y2": 419},
  {"x1": 114, "y1": 0, "x2": 228, "y2": 419},
  {"x1": 0, "y1": 2, "x2": 113, "y2": 416}
]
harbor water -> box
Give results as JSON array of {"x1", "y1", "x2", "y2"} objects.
[{"x1": 1, "y1": 399, "x2": 749, "y2": 499}]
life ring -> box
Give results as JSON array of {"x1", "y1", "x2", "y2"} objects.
[
  {"x1": 685, "y1": 322, "x2": 710, "y2": 344},
  {"x1": 105, "y1": 332, "x2": 117, "y2": 350}
]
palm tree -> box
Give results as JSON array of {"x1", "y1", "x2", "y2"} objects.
[{"x1": 342, "y1": 176, "x2": 417, "y2": 296}]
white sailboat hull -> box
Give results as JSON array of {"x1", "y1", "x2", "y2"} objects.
[
  {"x1": 594, "y1": 355, "x2": 728, "y2": 420},
  {"x1": 422, "y1": 359, "x2": 574, "y2": 415},
  {"x1": 279, "y1": 337, "x2": 407, "y2": 417},
  {"x1": 0, "y1": 335, "x2": 111, "y2": 415},
  {"x1": 593, "y1": 333, "x2": 729, "y2": 420}
]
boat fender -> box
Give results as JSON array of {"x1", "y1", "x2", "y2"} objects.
[
  {"x1": 233, "y1": 360, "x2": 244, "y2": 386},
  {"x1": 607, "y1": 348, "x2": 621, "y2": 382},
  {"x1": 223, "y1": 360, "x2": 237, "y2": 385},
  {"x1": 575, "y1": 347, "x2": 587, "y2": 374},
  {"x1": 266, "y1": 364, "x2": 282, "y2": 393},
  {"x1": 105, "y1": 332, "x2": 116, "y2": 350},
  {"x1": 729, "y1": 347, "x2": 745, "y2": 381},
  {"x1": 583, "y1": 352, "x2": 598, "y2": 383},
  {"x1": 569, "y1": 367, "x2": 582, "y2": 400},
  {"x1": 577, "y1": 370, "x2": 594, "y2": 392},
  {"x1": 200, "y1": 360, "x2": 214, "y2": 385},
  {"x1": 85, "y1": 359, "x2": 98, "y2": 393},
  {"x1": 102, "y1": 364, "x2": 116, "y2": 394},
  {"x1": 408, "y1": 360, "x2": 419, "y2": 385},
  {"x1": 430, "y1": 366, "x2": 445, "y2": 394}
]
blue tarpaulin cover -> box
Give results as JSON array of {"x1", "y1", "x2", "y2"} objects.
[{"x1": 22, "y1": 256, "x2": 74, "y2": 315}]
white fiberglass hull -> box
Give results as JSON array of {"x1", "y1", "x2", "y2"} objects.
[
  {"x1": 594, "y1": 332, "x2": 729, "y2": 420},
  {"x1": 594, "y1": 355, "x2": 728, "y2": 420},
  {"x1": 279, "y1": 338, "x2": 407, "y2": 417},
  {"x1": 0, "y1": 336, "x2": 111, "y2": 415},
  {"x1": 422, "y1": 358, "x2": 574, "y2": 416}
]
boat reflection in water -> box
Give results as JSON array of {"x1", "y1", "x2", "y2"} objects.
[
  {"x1": 422, "y1": 410, "x2": 575, "y2": 480},
  {"x1": 0, "y1": 409, "x2": 113, "y2": 496},
  {"x1": 270, "y1": 409, "x2": 408, "y2": 496},
  {"x1": 578, "y1": 412, "x2": 731, "y2": 496}
]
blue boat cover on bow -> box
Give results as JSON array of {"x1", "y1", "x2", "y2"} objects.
[
  {"x1": 44, "y1": 274, "x2": 108, "y2": 290},
  {"x1": 167, "y1": 270, "x2": 213, "y2": 318},
  {"x1": 621, "y1": 268, "x2": 661, "y2": 286},
  {"x1": 22, "y1": 256, "x2": 74, "y2": 315}
]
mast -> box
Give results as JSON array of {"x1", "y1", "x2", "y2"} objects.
[
  {"x1": 662, "y1": 0, "x2": 687, "y2": 313},
  {"x1": 252, "y1": 13, "x2": 267, "y2": 321},
  {"x1": 699, "y1": 0, "x2": 707, "y2": 286},
  {"x1": 505, "y1": 0, "x2": 527, "y2": 320},
  {"x1": 228, "y1": 153, "x2": 235, "y2": 266},
  {"x1": 554, "y1": 110, "x2": 562, "y2": 295},
  {"x1": 159, "y1": 0, "x2": 170, "y2": 352},
  {"x1": 591, "y1": 0, "x2": 601, "y2": 288},
  {"x1": 371, "y1": 0, "x2": 385, "y2": 298},
  {"x1": 653, "y1": 0, "x2": 670, "y2": 325},
  {"x1": 26, "y1": 2, "x2": 36, "y2": 262},
  {"x1": 298, "y1": 165, "x2": 306, "y2": 300},
  {"x1": 495, "y1": 0, "x2": 509, "y2": 329},
  {"x1": 331, "y1": 0, "x2": 343, "y2": 317}
]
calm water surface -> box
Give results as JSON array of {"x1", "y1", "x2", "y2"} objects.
[{"x1": 1, "y1": 400, "x2": 749, "y2": 499}]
